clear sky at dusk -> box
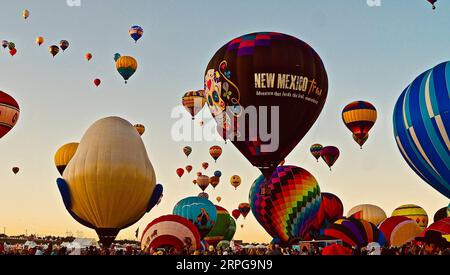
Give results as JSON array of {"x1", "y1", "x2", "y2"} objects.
[{"x1": 0, "y1": 0, "x2": 449, "y2": 242}]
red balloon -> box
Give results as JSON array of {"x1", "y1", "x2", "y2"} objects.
[
  {"x1": 232, "y1": 209, "x2": 241, "y2": 220},
  {"x1": 9, "y1": 48, "x2": 17, "y2": 56},
  {"x1": 322, "y1": 244, "x2": 352, "y2": 255},
  {"x1": 0, "y1": 91, "x2": 20, "y2": 139},
  {"x1": 94, "y1": 78, "x2": 101, "y2": 87},
  {"x1": 320, "y1": 146, "x2": 340, "y2": 170},
  {"x1": 176, "y1": 168, "x2": 184, "y2": 178},
  {"x1": 202, "y1": 162, "x2": 209, "y2": 170},
  {"x1": 185, "y1": 165, "x2": 193, "y2": 173}
]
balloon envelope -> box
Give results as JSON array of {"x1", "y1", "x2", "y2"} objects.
[
  {"x1": 204, "y1": 32, "x2": 328, "y2": 179},
  {"x1": 348, "y1": 204, "x2": 387, "y2": 226},
  {"x1": 0, "y1": 91, "x2": 20, "y2": 139},
  {"x1": 204, "y1": 206, "x2": 232, "y2": 247},
  {"x1": 54, "y1": 142, "x2": 79, "y2": 175},
  {"x1": 173, "y1": 197, "x2": 217, "y2": 238},
  {"x1": 378, "y1": 216, "x2": 422, "y2": 247},
  {"x1": 393, "y1": 61, "x2": 450, "y2": 199},
  {"x1": 116, "y1": 56, "x2": 138, "y2": 83},
  {"x1": 391, "y1": 204, "x2": 428, "y2": 231}
]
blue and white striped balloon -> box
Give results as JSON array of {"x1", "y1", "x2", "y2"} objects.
[{"x1": 393, "y1": 61, "x2": 450, "y2": 198}]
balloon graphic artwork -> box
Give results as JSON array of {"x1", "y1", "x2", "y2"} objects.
[
  {"x1": 342, "y1": 101, "x2": 377, "y2": 146},
  {"x1": 56, "y1": 117, "x2": 163, "y2": 247},
  {"x1": 391, "y1": 204, "x2": 429, "y2": 231},
  {"x1": 129, "y1": 26, "x2": 144, "y2": 43},
  {"x1": 116, "y1": 56, "x2": 137, "y2": 84},
  {"x1": 249, "y1": 166, "x2": 322, "y2": 244},
  {"x1": 0, "y1": 91, "x2": 20, "y2": 139},
  {"x1": 310, "y1": 144, "x2": 323, "y2": 162},
  {"x1": 182, "y1": 90, "x2": 206, "y2": 120},
  {"x1": 173, "y1": 197, "x2": 217, "y2": 238},
  {"x1": 347, "y1": 204, "x2": 387, "y2": 226},
  {"x1": 9, "y1": 49, "x2": 17, "y2": 56},
  {"x1": 140, "y1": 215, "x2": 201, "y2": 252},
  {"x1": 8, "y1": 42, "x2": 15, "y2": 51},
  {"x1": 204, "y1": 32, "x2": 328, "y2": 179},
  {"x1": 320, "y1": 146, "x2": 340, "y2": 170},
  {"x1": 393, "y1": 61, "x2": 450, "y2": 199},
  {"x1": 54, "y1": 142, "x2": 79, "y2": 175}
]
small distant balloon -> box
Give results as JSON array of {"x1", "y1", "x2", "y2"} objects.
[
  {"x1": 216, "y1": 196, "x2": 222, "y2": 203},
  {"x1": 12, "y1": 167, "x2": 19, "y2": 175},
  {"x1": 94, "y1": 78, "x2": 101, "y2": 87},
  {"x1": 230, "y1": 175, "x2": 241, "y2": 190},
  {"x1": 310, "y1": 144, "x2": 323, "y2": 162},
  {"x1": 114, "y1": 53, "x2": 121, "y2": 62},
  {"x1": 176, "y1": 168, "x2": 185, "y2": 179},
  {"x1": 8, "y1": 42, "x2": 15, "y2": 50},
  {"x1": 2, "y1": 40, "x2": 8, "y2": 49},
  {"x1": 183, "y1": 146, "x2": 192, "y2": 158},
  {"x1": 85, "y1": 53, "x2": 93, "y2": 61},
  {"x1": 129, "y1": 26, "x2": 144, "y2": 43},
  {"x1": 9, "y1": 48, "x2": 17, "y2": 56},
  {"x1": 60, "y1": 40, "x2": 69, "y2": 52},
  {"x1": 134, "y1": 124, "x2": 145, "y2": 136},
  {"x1": 49, "y1": 45, "x2": 60, "y2": 58},
  {"x1": 116, "y1": 56, "x2": 137, "y2": 84},
  {"x1": 36, "y1": 36, "x2": 44, "y2": 46},
  {"x1": 321, "y1": 146, "x2": 340, "y2": 171},
  {"x1": 22, "y1": 9, "x2": 30, "y2": 20},
  {"x1": 202, "y1": 162, "x2": 209, "y2": 170},
  {"x1": 185, "y1": 165, "x2": 193, "y2": 173}
]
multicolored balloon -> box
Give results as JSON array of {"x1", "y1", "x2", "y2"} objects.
[
  {"x1": 198, "y1": 192, "x2": 209, "y2": 200},
  {"x1": 22, "y1": 9, "x2": 30, "y2": 20},
  {"x1": 391, "y1": 204, "x2": 429, "y2": 231},
  {"x1": 183, "y1": 146, "x2": 192, "y2": 158},
  {"x1": 320, "y1": 146, "x2": 340, "y2": 170},
  {"x1": 238, "y1": 203, "x2": 251, "y2": 219},
  {"x1": 308, "y1": 192, "x2": 344, "y2": 239},
  {"x1": 322, "y1": 218, "x2": 386, "y2": 247},
  {"x1": 209, "y1": 176, "x2": 220, "y2": 189},
  {"x1": 0, "y1": 91, "x2": 20, "y2": 139},
  {"x1": 204, "y1": 205, "x2": 232, "y2": 247},
  {"x1": 140, "y1": 215, "x2": 202, "y2": 252},
  {"x1": 196, "y1": 175, "x2": 210, "y2": 192},
  {"x1": 353, "y1": 133, "x2": 369, "y2": 149},
  {"x1": 182, "y1": 90, "x2": 206, "y2": 120},
  {"x1": 54, "y1": 142, "x2": 79, "y2": 175},
  {"x1": 393, "y1": 61, "x2": 450, "y2": 199},
  {"x1": 249, "y1": 166, "x2": 322, "y2": 244},
  {"x1": 116, "y1": 56, "x2": 138, "y2": 84},
  {"x1": 342, "y1": 101, "x2": 377, "y2": 142},
  {"x1": 173, "y1": 196, "x2": 217, "y2": 238},
  {"x1": 8, "y1": 42, "x2": 15, "y2": 50},
  {"x1": 209, "y1": 146, "x2": 223, "y2": 162},
  {"x1": 216, "y1": 196, "x2": 222, "y2": 203},
  {"x1": 348, "y1": 204, "x2": 387, "y2": 226},
  {"x1": 310, "y1": 144, "x2": 323, "y2": 162},
  {"x1": 378, "y1": 216, "x2": 422, "y2": 247},
  {"x1": 204, "y1": 32, "x2": 328, "y2": 179},
  {"x1": 420, "y1": 217, "x2": 450, "y2": 237},
  {"x1": 129, "y1": 26, "x2": 144, "y2": 43},
  {"x1": 134, "y1": 124, "x2": 145, "y2": 136}
]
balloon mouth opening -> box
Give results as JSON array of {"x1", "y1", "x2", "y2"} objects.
[{"x1": 95, "y1": 228, "x2": 120, "y2": 247}]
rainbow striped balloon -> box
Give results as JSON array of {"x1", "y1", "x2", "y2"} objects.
[
  {"x1": 249, "y1": 166, "x2": 321, "y2": 244},
  {"x1": 393, "y1": 61, "x2": 450, "y2": 199}
]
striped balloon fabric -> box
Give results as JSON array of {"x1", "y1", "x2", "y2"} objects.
[
  {"x1": 393, "y1": 61, "x2": 450, "y2": 199},
  {"x1": 0, "y1": 91, "x2": 20, "y2": 139},
  {"x1": 342, "y1": 101, "x2": 377, "y2": 140}
]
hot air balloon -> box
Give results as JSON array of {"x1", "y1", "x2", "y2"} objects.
[
  {"x1": 321, "y1": 244, "x2": 352, "y2": 256},
  {"x1": 0, "y1": 91, "x2": 20, "y2": 139},
  {"x1": 342, "y1": 101, "x2": 377, "y2": 143},
  {"x1": 347, "y1": 204, "x2": 387, "y2": 226},
  {"x1": 308, "y1": 193, "x2": 344, "y2": 239},
  {"x1": 36, "y1": 36, "x2": 44, "y2": 46},
  {"x1": 204, "y1": 32, "x2": 328, "y2": 179},
  {"x1": 183, "y1": 146, "x2": 192, "y2": 158},
  {"x1": 196, "y1": 175, "x2": 210, "y2": 192},
  {"x1": 216, "y1": 196, "x2": 222, "y2": 203},
  {"x1": 209, "y1": 146, "x2": 223, "y2": 162},
  {"x1": 22, "y1": 9, "x2": 30, "y2": 20},
  {"x1": 421, "y1": 217, "x2": 450, "y2": 237},
  {"x1": 54, "y1": 142, "x2": 79, "y2": 175},
  {"x1": 217, "y1": 240, "x2": 230, "y2": 250},
  {"x1": 198, "y1": 192, "x2": 209, "y2": 199},
  {"x1": 9, "y1": 49, "x2": 17, "y2": 56},
  {"x1": 182, "y1": 90, "x2": 206, "y2": 120},
  {"x1": 392, "y1": 204, "x2": 429, "y2": 231},
  {"x1": 8, "y1": 42, "x2": 15, "y2": 50},
  {"x1": 230, "y1": 175, "x2": 241, "y2": 190},
  {"x1": 320, "y1": 146, "x2": 340, "y2": 170},
  {"x1": 173, "y1": 197, "x2": 217, "y2": 238},
  {"x1": 428, "y1": 0, "x2": 437, "y2": 9},
  {"x1": 223, "y1": 217, "x2": 236, "y2": 241},
  {"x1": 196, "y1": 172, "x2": 202, "y2": 177},
  {"x1": 185, "y1": 165, "x2": 193, "y2": 174},
  {"x1": 59, "y1": 40, "x2": 69, "y2": 52},
  {"x1": 94, "y1": 78, "x2": 101, "y2": 87},
  {"x1": 49, "y1": 45, "x2": 59, "y2": 58},
  {"x1": 434, "y1": 207, "x2": 449, "y2": 223},
  {"x1": 116, "y1": 56, "x2": 137, "y2": 84},
  {"x1": 209, "y1": 176, "x2": 220, "y2": 189},
  {"x1": 176, "y1": 168, "x2": 185, "y2": 179},
  {"x1": 113, "y1": 53, "x2": 121, "y2": 62},
  {"x1": 140, "y1": 215, "x2": 202, "y2": 253},
  {"x1": 249, "y1": 166, "x2": 322, "y2": 244},
  {"x1": 321, "y1": 218, "x2": 386, "y2": 248},
  {"x1": 12, "y1": 167, "x2": 19, "y2": 175},
  {"x1": 202, "y1": 162, "x2": 209, "y2": 170},
  {"x1": 393, "y1": 61, "x2": 450, "y2": 199},
  {"x1": 129, "y1": 26, "x2": 144, "y2": 43},
  {"x1": 310, "y1": 144, "x2": 323, "y2": 162},
  {"x1": 214, "y1": 170, "x2": 222, "y2": 178},
  {"x1": 133, "y1": 124, "x2": 145, "y2": 136},
  {"x1": 2, "y1": 40, "x2": 8, "y2": 49},
  {"x1": 378, "y1": 216, "x2": 422, "y2": 247},
  {"x1": 204, "y1": 206, "x2": 232, "y2": 247},
  {"x1": 238, "y1": 203, "x2": 250, "y2": 219},
  {"x1": 232, "y1": 209, "x2": 241, "y2": 220},
  {"x1": 353, "y1": 133, "x2": 369, "y2": 149},
  {"x1": 56, "y1": 117, "x2": 163, "y2": 247},
  {"x1": 85, "y1": 53, "x2": 92, "y2": 61}
]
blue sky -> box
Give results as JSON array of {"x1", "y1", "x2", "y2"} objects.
[{"x1": 0, "y1": 0, "x2": 448, "y2": 242}]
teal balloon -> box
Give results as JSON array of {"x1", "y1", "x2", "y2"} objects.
[
  {"x1": 114, "y1": 53, "x2": 121, "y2": 62},
  {"x1": 173, "y1": 197, "x2": 217, "y2": 238}
]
